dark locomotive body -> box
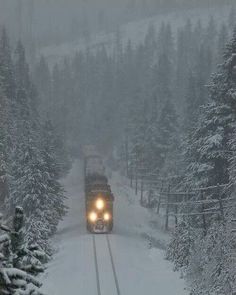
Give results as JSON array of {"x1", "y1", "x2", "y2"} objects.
[{"x1": 84, "y1": 152, "x2": 114, "y2": 233}]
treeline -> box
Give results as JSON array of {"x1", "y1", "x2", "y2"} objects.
[
  {"x1": 1, "y1": 0, "x2": 233, "y2": 50},
  {"x1": 0, "y1": 207, "x2": 48, "y2": 294},
  {"x1": 0, "y1": 28, "x2": 69, "y2": 253},
  {"x1": 166, "y1": 28, "x2": 236, "y2": 294},
  {"x1": 34, "y1": 13, "x2": 234, "y2": 158}
]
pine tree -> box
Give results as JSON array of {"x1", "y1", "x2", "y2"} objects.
[
  {"x1": 144, "y1": 22, "x2": 157, "y2": 65},
  {"x1": 166, "y1": 221, "x2": 196, "y2": 272},
  {"x1": 0, "y1": 210, "x2": 43, "y2": 295},
  {"x1": 155, "y1": 99, "x2": 179, "y2": 176},
  {"x1": 194, "y1": 43, "x2": 212, "y2": 103},
  {"x1": 0, "y1": 82, "x2": 9, "y2": 207},
  {"x1": 228, "y1": 6, "x2": 236, "y2": 30},
  {"x1": 0, "y1": 27, "x2": 15, "y2": 102},
  {"x1": 12, "y1": 140, "x2": 52, "y2": 245},
  {"x1": 8, "y1": 41, "x2": 66, "y2": 251},
  {"x1": 34, "y1": 55, "x2": 51, "y2": 117},
  {"x1": 185, "y1": 28, "x2": 236, "y2": 189},
  {"x1": 185, "y1": 102, "x2": 231, "y2": 189},
  {"x1": 170, "y1": 26, "x2": 236, "y2": 295},
  {"x1": 10, "y1": 207, "x2": 48, "y2": 274},
  {"x1": 204, "y1": 16, "x2": 217, "y2": 55},
  {"x1": 0, "y1": 28, "x2": 16, "y2": 209},
  {"x1": 0, "y1": 27, "x2": 66, "y2": 292},
  {"x1": 128, "y1": 92, "x2": 149, "y2": 179},
  {"x1": 183, "y1": 72, "x2": 199, "y2": 132},
  {"x1": 40, "y1": 120, "x2": 67, "y2": 236},
  {"x1": 8, "y1": 42, "x2": 34, "y2": 214},
  {"x1": 156, "y1": 23, "x2": 174, "y2": 99},
  {"x1": 217, "y1": 24, "x2": 228, "y2": 60},
  {"x1": 188, "y1": 222, "x2": 235, "y2": 295},
  {"x1": 175, "y1": 28, "x2": 187, "y2": 107},
  {"x1": 154, "y1": 53, "x2": 172, "y2": 106},
  {"x1": 157, "y1": 22, "x2": 174, "y2": 59}
]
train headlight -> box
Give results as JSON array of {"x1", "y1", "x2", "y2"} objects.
[
  {"x1": 96, "y1": 199, "x2": 105, "y2": 210},
  {"x1": 89, "y1": 212, "x2": 97, "y2": 222},
  {"x1": 104, "y1": 212, "x2": 110, "y2": 221}
]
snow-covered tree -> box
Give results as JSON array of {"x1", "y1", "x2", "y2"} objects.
[
  {"x1": 184, "y1": 102, "x2": 232, "y2": 189},
  {"x1": 0, "y1": 83, "x2": 9, "y2": 207},
  {"x1": 228, "y1": 6, "x2": 236, "y2": 30},
  {"x1": 128, "y1": 92, "x2": 149, "y2": 179},
  {"x1": 183, "y1": 72, "x2": 199, "y2": 132},
  {"x1": 33, "y1": 55, "x2": 51, "y2": 117},
  {"x1": 185, "y1": 27, "x2": 236, "y2": 189},
  {"x1": 166, "y1": 221, "x2": 197, "y2": 272},
  {"x1": 0, "y1": 28, "x2": 16, "y2": 208},
  {"x1": 218, "y1": 24, "x2": 229, "y2": 60},
  {"x1": 0, "y1": 35, "x2": 68, "y2": 252},
  {"x1": 167, "y1": 27, "x2": 236, "y2": 295},
  {"x1": 155, "y1": 99, "x2": 179, "y2": 176},
  {"x1": 0, "y1": 210, "x2": 43, "y2": 295},
  {"x1": 10, "y1": 207, "x2": 48, "y2": 274},
  {"x1": 188, "y1": 222, "x2": 235, "y2": 295},
  {"x1": 40, "y1": 120, "x2": 67, "y2": 236},
  {"x1": 0, "y1": 27, "x2": 15, "y2": 104}
]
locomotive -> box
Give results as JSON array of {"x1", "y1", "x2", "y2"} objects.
[{"x1": 84, "y1": 149, "x2": 114, "y2": 233}]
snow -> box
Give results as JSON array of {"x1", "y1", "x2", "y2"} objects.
[
  {"x1": 206, "y1": 134, "x2": 223, "y2": 147},
  {"x1": 41, "y1": 160, "x2": 188, "y2": 295},
  {"x1": 0, "y1": 233, "x2": 9, "y2": 243},
  {"x1": 3, "y1": 268, "x2": 42, "y2": 287}
]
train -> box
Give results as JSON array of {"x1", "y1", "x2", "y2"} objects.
[{"x1": 84, "y1": 147, "x2": 114, "y2": 233}]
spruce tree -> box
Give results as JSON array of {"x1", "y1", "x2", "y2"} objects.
[
  {"x1": 144, "y1": 22, "x2": 157, "y2": 65},
  {"x1": 183, "y1": 72, "x2": 198, "y2": 132},
  {"x1": 188, "y1": 222, "x2": 235, "y2": 295},
  {"x1": 166, "y1": 221, "x2": 196, "y2": 272},
  {"x1": 0, "y1": 82, "x2": 9, "y2": 207},
  {"x1": 217, "y1": 24, "x2": 228, "y2": 60},
  {"x1": 9, "y1": 41, "x2": 66, "y2": 251},
  {"x1": 0, "y1": 210, "x2": 43, "y2": 295},
  {"x1": 128, "y1": 92, "x2": 149, "y2": 179},
  {"x1": 204, "y1": 16, "x2": 217, "y2": 55},
  {"x1": 0, "y1": 28, "x2": 15, "y2": 209},
  {"x1": 185, "y1": 102, "x2": 232, "y2": 189},
  {"x1": 185, "y1": 28, "x2": 236, "y2": 189},
  {"x1": 228, "y1": 6, "x2": 236, "y2": 30},
  {"x1": 33, "y1": 55, "x2": 51, "y2": 117},
  {"x1": 40, "y1": 120, "x2": 67, "y2": 236},
  {"x1": 170, "y1": 27, "x2": 236, "y2": 295},
  {"x1": 0, "y1": 27, "x2": 15, "y2": 103},
  {"x1": 155, "y1": 99, "x2": 179, "y2": 176}
]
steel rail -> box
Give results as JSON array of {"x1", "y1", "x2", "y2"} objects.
[
  {"x1": 92, "y1": 235, "x2": 101, "y2": 295},
  {"x1": 106, "y1": 234, "x2": 121, "y2": 295}
]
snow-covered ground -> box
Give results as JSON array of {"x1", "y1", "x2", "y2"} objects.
[
  {"x1": 40, "y1": 5, "x2": 230, "y2": 65},
  {"x1": 41, "y1": 161, "x2": 188, "y2": 295}
]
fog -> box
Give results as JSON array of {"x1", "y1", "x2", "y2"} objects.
[
  {"x1": 0, "y1": 1, "x2": 236, "y2": 294},
  {"x1": 0, "y1": 0, "x2": 235, "y2": 154},
  {"x1": 0, "y1": 0, "x2": 234, "y2": 47}
]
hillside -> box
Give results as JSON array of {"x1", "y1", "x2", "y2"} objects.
[{"x1": 40, "y1": 4, "x2": 231, "y2": 64}]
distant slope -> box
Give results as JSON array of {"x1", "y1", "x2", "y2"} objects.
[{"x1": 40, "y1": 5, "x2": 231, "y2": 64}]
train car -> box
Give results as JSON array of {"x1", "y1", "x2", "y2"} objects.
[{"x1": 83, "y1": 148, "x2": 114, "y2": 233}]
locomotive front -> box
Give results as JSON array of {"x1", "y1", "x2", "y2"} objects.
[
  {"x1": 84, "y1": 151, "x2": 114, "y2": 233},
  {"x1": 86, "y1": 190, "x2": 114, "y2": 233}
]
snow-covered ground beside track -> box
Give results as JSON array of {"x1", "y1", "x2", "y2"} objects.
[{"x1": 41, "y1": 161, "x2": 188, "y2": 295}]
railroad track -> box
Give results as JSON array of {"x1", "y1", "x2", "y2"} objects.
[{"x1": 92, "y1": 234, "x2": 121, "y2": 295}]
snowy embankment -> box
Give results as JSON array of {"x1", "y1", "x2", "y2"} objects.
[
  {"x1": 40, "y1": 5, "x2": 230, "y2": 65},
  {"x1": 41, "y1": 161, "x2": 188, "y2": 295}
]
